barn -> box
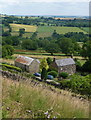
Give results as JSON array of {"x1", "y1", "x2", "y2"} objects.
[
  {"x1": 51, "y1": 58, "x2": 76, "y2": 75},
  {"x1": 15, "y1": 55, "x2": 40, "y2": 73}
]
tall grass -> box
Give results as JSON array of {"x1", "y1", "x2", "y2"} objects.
[{"x1": 2, "y1": 77, "x2": 89, "y2": 118}]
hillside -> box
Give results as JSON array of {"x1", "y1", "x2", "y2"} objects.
[
  {"x1": 2, "y1": 76, "x2": 89, "y2": 118},
  {"x1": 8, "y1": 24, "x2": 88, "y2": 38}
]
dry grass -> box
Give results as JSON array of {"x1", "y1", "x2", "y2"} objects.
[
  {"x1": 2, "y1": 77, "x2": 89, "y2": 118},
  {"x1": 10, "y1": 24, "x2": 37, "y2": 32}
]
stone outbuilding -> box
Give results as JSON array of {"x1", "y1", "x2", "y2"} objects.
[
  {"x1": 15, "y1": 55, "x2": 40, "y2": 73},
  {"x1": 51, "y1": 58, "x2": 76, "y2": 75}
]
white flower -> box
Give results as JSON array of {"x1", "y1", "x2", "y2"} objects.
[{"x1": 44, "y1": 111, "x2": 48, "y2": 115}]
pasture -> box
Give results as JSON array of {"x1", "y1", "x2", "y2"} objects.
[
  {"x1": 81, "y1": 27, "x2": 90, "y2": 33},
  {"x1": 9, "y1": 24, "x2": 88, "y2": 38},
  {"x1": 37, "y1": 26, "x2": 87, "y2": 37},
  {"x1": 10, "y1": 24, "x2": 37, "y2": 32}
]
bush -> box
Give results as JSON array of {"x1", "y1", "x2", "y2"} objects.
[
  {"x1": 48, "y1": 71, "x2": 58, "y2": 78},
  {"x1": 59, "y1": 72, "x2": 68, "y2": 79},
  {"x1": 59, "y1": 74, "x2": 91, "y2": 96}
]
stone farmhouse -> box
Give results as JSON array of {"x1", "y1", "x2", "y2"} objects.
[
  {"x1": 51, "y1": 58, "x2": 76, "y2": 75},
  {"x1": 15, "y1": 55, "x2": 40, "y2": 73}
]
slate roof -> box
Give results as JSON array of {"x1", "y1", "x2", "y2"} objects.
[
  {"x1": 55, "y1": 58, "x2": 75, "y2": 67},
  {"x1": 15, "y1": 55, "x2": 40, "y2": 65}
]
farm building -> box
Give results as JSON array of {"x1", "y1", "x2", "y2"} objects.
[
  {"x1": 15, "y1": 55, "x2": 40, "y2": 73},
  {"x1": 51, "y1": 58, "x2": 76, "y2": 75}
]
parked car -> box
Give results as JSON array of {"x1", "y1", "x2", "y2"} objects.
[
  {"x1": 47, "y1": 75, "x2": 54, "y2": 80},
  {"x1": 34, "y1": 73, "x2": 41, "y2": 77}
]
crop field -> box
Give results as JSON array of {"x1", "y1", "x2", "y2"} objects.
[{"x1": 10, "y1": 24, "x2": 37, "y2": 32}]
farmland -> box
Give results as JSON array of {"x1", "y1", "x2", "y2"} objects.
[
  {"x1": 81, "y1": 27, "x2": 89, "y2": 33},
  {"x1": 9, "y1": 24, "x2": 88, "y2": 38},
  {"x1": 10, "y1": 24, "x2": 37, "y2": 32}
]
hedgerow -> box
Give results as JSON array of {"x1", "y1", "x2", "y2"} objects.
[{"x1": 1, "y1": 64, "x2": 22, "y2": 72}]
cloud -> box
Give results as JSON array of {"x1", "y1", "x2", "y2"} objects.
[
  {"x1": 0, "y1": 0, "x2": 90, "y2": 5},
  {"x1": 0, "y1": 1, "x2": 89, "y2": 16}
]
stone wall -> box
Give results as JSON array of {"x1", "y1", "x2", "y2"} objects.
[
  {"x1": 58, "y1": 64, "x2": 76, "y2": 75},
  {"x1": 15, "y1": 60, "x2": 40, "y2": 74},
  {"x1": 28, "y1": 60, "x2": 40, "y2": 73},
  {"x1": 0, "y1": 70, "x2": 59, "y2": 94},
  {"x1": 0, "y1": 70, "x2": 26, "y2": 81}
]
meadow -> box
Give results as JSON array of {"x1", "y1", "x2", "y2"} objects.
[
  {"x1": 2, "y1": 77, "x2": 89, "y2": 118},
  {"x1": 9, "y1": 24, "x2": 88, "y2": 38},
  {"x1": 81, "y1": 27, "x2": 90, "y2": 33},
  {"x1": 10, "y1": 24, "x2": 37, "y2": 32}
]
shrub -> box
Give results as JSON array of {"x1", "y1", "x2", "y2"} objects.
[
  {"x1": 59, "y1": 72, "x2": 68, "y2": 79},
  {"x1": 48, "y1": 71, "x2": 58, "y2": 78}
]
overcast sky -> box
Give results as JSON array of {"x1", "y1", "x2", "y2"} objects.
[{"x1": 0, "y1": 0, "x2": 90, "y2": 16}]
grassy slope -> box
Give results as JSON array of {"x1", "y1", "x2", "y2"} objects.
[
  {"x1": 9, "y1": 24, "x2": 87, "y2": 38},
  {"x1": 10, "y1": 24, "x2": 37, "y2": 32},
  {"x1": 37, "y1": 26, "x2": 87, "y2": 38},
  {"x1": 10, "y1": 24, "x2": 37, "y2": 37},
  {"x1": 81, "y1": 27, "x2": 90, "y2": 34},
  {"x1": 2, "y1": 77, "x2": 89, "y2": 118}
]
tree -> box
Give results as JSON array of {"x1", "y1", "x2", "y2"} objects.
[
  {"x1": 41, "y1": 67, "x2": 47, "y2": 80},
  {"x1": 22, "y1": 39, "x2": 38, "y2": 50},
  {"x1": 40, "y1": 58, "x2": 49, "y2": 71},
  {"x1": 45, "y1": 43, "x2": 60, "y2": 55},
  {"x1": 31, "y1": 32, "x2": 38, "y2": 39},
  {"x1": 2, "y1": 31, "x2": 11, "y2": 37},
  {"x1": 52, "y1": 30, "x2": 59, "y2": 39},
  {"x1": 59, "y1": 38, "x2": 74, "y2": 56},
  {"x1": 81, "y1": 40, "x2": 91, "y2": 60},
  {"x1": 46, "y1": 57, "x2": 52, "y2": 65},
  {"x1": 12, "y1": 36, "x2": 20, "y2": 46},
  {"x1": 3, "y1": 37, "x2": 13, "y2": 45},
  {"x1": 82, "y1": 60, "x2": 91, "y2": 73},
  {"x1": 2, "y1": 45, "x2": 14, "y2": 58},
  {"x1": 19, "y1": 28, "x2": 25, "y2": 37},
  {"x1": 2, "y1": 46, "x2": 8, "y2": 58}
]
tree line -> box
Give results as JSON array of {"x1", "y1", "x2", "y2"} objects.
[{"x1": 2, "y1": 15, "x2": 90, "y2": 27}]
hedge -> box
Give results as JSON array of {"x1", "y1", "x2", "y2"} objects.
[{"x1": 1, "y1": 64, "x2": 22, "y2": 72}]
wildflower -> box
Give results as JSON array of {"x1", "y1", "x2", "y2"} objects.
[{"x1": 44, "y1": 111, "x2": 48, "y2": 115}]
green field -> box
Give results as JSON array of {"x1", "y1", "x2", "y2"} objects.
[
  {"x1": 9, "y1": 24, "x2": 88, "y2": 38},
  {"x1": 81, "y1": 27, "x2": 90, "y2": 34},
  {"x1": 37, "y1": 26, "x2": 87, "y2": 38}
]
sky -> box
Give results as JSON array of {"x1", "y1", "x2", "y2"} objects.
[{"x1": 0, "y1": 0, "x2": 90, "y2": 16}]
